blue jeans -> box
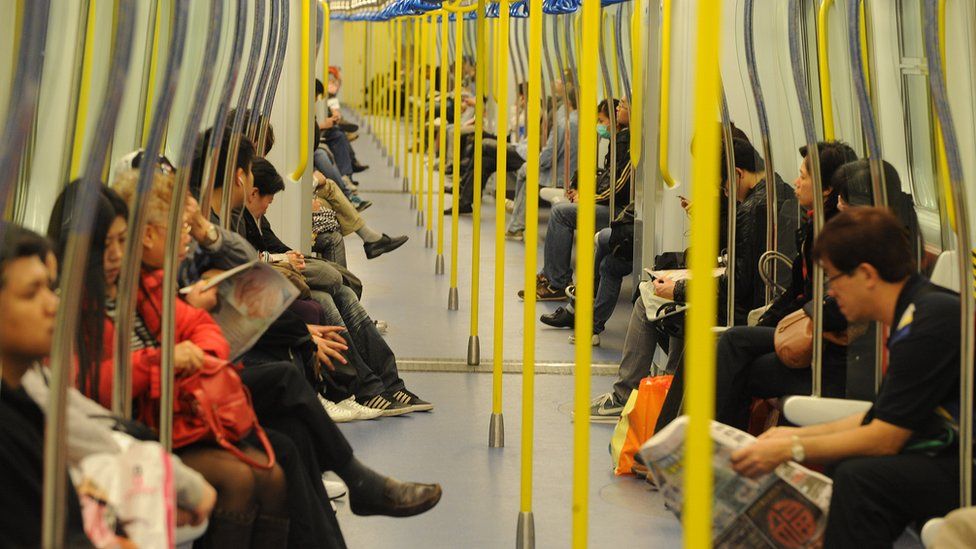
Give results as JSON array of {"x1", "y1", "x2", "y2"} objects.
[
  {"x1": 310, "y1": 285, "x2": 406, "y2": 399},
  {"x1": 541, "y1": 202, "x2": 610, "y2": 290},
  {"x1": 313, "y1": 149, "x2": 355, "y2": 199},
  {"x1": 506, "y1": 164, "x2": 554, "y2": 233},
  {"x1": 322, "y1": 127, "x2": 354, "y2": 175},
  {"x1": 592, "y1": 228, "x2": 633, "y2": 334}
]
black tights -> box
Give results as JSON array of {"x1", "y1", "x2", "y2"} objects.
[{"x1": 179, "y1": 443, "x2": 289, "y2": 549}]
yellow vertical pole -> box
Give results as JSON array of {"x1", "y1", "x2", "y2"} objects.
[
  {"x1": 517, "y1": 0, "x2": 542, "y2": 540},
  {"x1": 70, "y1": 0, "x2": 99, "y2": 179},
  {"x1": 489, "y1": 0, "x2": 510, "y2": 448},
  {"x1": 414, "y1": 17, "x2": 426, "y2": 214},
  {"x1": 629, "y1": 0, "x2": 643, "y2": 166},
  {"x1": 418, "y1": 15, "x2": 431, "y2": 227},
  {"x1": 385, "y1": 20, "x2": 393, "y2": 159},
  {"x1": 657, "y1": 0, "x2": 677, "y2": 188},
  {"x1": 934, "y1": 0, "x2": 955, "y2": 230},
  {"x1": 291, "y1": 0, "x2": 312, "y2": 181},
  {"x1": 467, "y1": 0, "x2": 487, "y2": 365},
  {"x1": 571, "y1": 0, "x2": 600, "y2": 543},
  {"x1": 410, "y1": 18, "x2": 420, "y2": 207},
  {"x1": 684, "y1": 1, "x2": 723, "y2": 548},
  {"x1": 425, "y1": 15, "x2": 438, "y2": 247},
  {"x1": 817, "y1": 0, "x2": 836, "y2": 140},
  {"x1": 395, "y1": 19, "x2": 404, "y2": 184},
  {"x1": 448, "y1": 11, "x2": 465, "y2": 310},
  {"x1": 436, "y1": 11, "x2": 450, "y2": 272}
]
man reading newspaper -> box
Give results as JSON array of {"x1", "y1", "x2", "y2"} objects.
[{"x1": 730, "y1": 208, "x2": 966, "y2": 547}]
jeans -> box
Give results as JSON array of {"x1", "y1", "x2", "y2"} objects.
[
  {"x1": 313, "y1": 148, "x2": 345, "y2": 191},
  {"x1": 322, "y1": 127, "x2": 354, "y2": 175},
  {"x1": 541, "y1": 201, "x2": 610, "y2": 290},
  {"x1": 507, "y1": 164, "x2": 555, "y2": 233},
  {"x1": 313, "y1": 231, "x2": 346, "y2": 267},
  {"x1": 612, "y1": 298, "x2": 679, "y2": 403},
  {"x1": 592, "y1": 228, "x2": 633, "y2": 334},
  {"x1": 310, "y1": 285, "x2": 405, "y2": 399}
]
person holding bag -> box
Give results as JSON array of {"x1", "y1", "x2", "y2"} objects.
[{"x1": 710, "y1": 141, "x2": 858, "y2": 431}]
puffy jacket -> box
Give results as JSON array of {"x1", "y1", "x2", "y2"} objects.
[{"x1": 97, "y1": 269, "x2": 230, "y2": 425}]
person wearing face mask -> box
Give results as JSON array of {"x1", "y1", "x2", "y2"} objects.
[{"x1": 505, "y1": 74, "x2": 581, "y2": 240}]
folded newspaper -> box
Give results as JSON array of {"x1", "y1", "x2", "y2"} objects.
[
  {"x1": 639, "y1": 416, "x2": 832, "y2": 548},
  {"x1": 205, "y1": 261, "x2": 298, "y2": 361}
]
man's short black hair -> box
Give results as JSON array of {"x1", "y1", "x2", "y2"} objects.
[
  {"x1": 597, "y1": 98, "x2": 620, "y2": 118},
  {"x1": 191, "y1": 128, "x2": 257, "y2": 197},
  {"x1": 251, "y1": 158, "x2": 285, "y2": 197},
  {"x1": 0, "y1": 223, "x2": 51, "y2": 287},
  {"x1": 721, "y1": 138, "x2": 765, "y2": 182}
]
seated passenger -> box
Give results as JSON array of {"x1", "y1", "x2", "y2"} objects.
[
  {"x1": 519, "y1": 97, "x2": 630, "y2": 301},
  {"x1": 505, "y1": 76, "x2": 580, "y2": 239},
  {"x1": 731, "y1": 207, "x2": 968, "y2": 547},
  {"x1": 587, "y1": 137, "x2": 798, "y2": 420},
  {"x1": 709, "y1": 141, "x2": 858, "y2": 430}
]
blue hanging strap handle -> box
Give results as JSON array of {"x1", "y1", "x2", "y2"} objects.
[{"x1": 510, "y1": 0, "x2": 529, "y2": 17}]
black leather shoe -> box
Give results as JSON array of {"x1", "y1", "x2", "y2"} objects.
[
  {"x1": 349, "y1": 478, "x2": 442, "y2": 518},
  {"x1": 444, "y1": 204, "x2": 473, "y2": 216},
  {"x1": 352, "y1": 162, "x2": 369, "y2": 173},
  {"x1": 540, "y1": 306, "x2": 575, "y2": 328},
  {"x1": 355, "y1": 199, "x2": 373, "y2": 212},
  {"x1": 364, "y1": 234, "x2": 409, "y2": 259},
  {"x1": 338, "y1": 122, "x2": 359, "y2": 132}
]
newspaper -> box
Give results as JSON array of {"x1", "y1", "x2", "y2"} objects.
[
  {"x1": 207, "y1": 261, "x2": 298, "y2": 361},
  {"x1": 639, "y1": 416, "x2": 832, "y2": 548}
]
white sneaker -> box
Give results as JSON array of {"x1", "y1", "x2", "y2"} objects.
[
  {"x1": 323, "y1": 478, "x2": 348, "y2": 500},
  {"x1": 373, "y1": 319, "x2": 389, "y2": 334},
  {"x1": 338, "y1": 396, "x2": 383, "y2": 420},
  {"x1": 505, "y1": 199, "x2": 515, "y2": 212},
  {"x1": 568, "y1": 333, "x2": 601, "y2": 347},
  {"x1": 320, "y1": 396, "x2": 357, "y2": 423}
]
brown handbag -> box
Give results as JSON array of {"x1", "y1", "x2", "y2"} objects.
[{"x1": 773, "y1": 309, "x2": 851, "y2": 368}]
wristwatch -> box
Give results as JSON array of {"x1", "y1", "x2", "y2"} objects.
[
  {"x1": 790, "y1": 435, "x2": 806, "y2": 463},
  {"x1": 201, "y1": 223, "x2": 219, "y2": 247}
]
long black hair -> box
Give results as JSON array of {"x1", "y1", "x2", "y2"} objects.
[{"x1": 47, "y1": 183, "x2": 128, "y2": 402}]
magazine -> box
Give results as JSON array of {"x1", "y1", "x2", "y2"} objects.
[
  {"x1": 639, "y1": 416, "x2": 832, "y2": 548},
  {"x1": 201, "y1": 261, "x2": 298, "y2": 360}
]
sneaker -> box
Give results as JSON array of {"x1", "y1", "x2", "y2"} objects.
[
  {"x1": 355, "y1": 200, "x2": 373, "y2": 212},
  {"x1": 540, "y1": 306, "x2": 574, "y2": 328},
  {"x1": 358, "y1": 394, "x2": 414, "y2": 417},
  {"x1": 505, "y1": 229, "x2": 524, "y2": 241},
  {"x1": 373, "y1": 319, "x2": 389, "y2": 334},
  {"x1": 337, "y1": 396, "x2": 383, "y2": 420},
  {"x1": 391, "y1": 389, "x2": 434, "y2": 412},
  {"x1": 505, "y1": 199, "x2": 515, "y2": 212},
  {"x1": 568, "y1": 333, "x2": 601, "y2": 347},
  {"x1": 320, "y1": 396, "x2": 357, "y2": 423},
  {"x1": 341, "y1": 175, "x2": 359, "y2": 192},
  {"x1": 364, "y1": 234, "x2": 409, "y2": 259},
  {"x1": 588, "y1": 392, "x2": 623, "y2": 423},
  {"x1": 323, "y1": 478, "x2": 348, "y2": 500},
  {"x1": 537, "y1": 284, "x2": 568, "y2": 301}
]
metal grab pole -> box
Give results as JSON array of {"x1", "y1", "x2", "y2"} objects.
[
  {"x1": 684, "y1": 1, "x2": 724, "y2": 546},
  {"x1": 489, "y1": 0, "x2": 510, "y2": 449},
  {"x1": 249, "y1": 0, "x2": 278, "y2": 142},
  {"x1": 289, "y1": 0, "x2": 313, "y2": 181},
  {"x1": 468, "y1": 0, "x2": 487, "y2": 366},
  {"x1": 598, "y1": 10, "x2": 617, "y2": 226},
  {"x1": 923, "y1": 0, "x2": 974, "y2": 509},
  {"x1": 572, "y1": 0, "x2": 599, "y2": 543},
  {"x1": 162, "y1": 0, "x2": 222, "y2": 451},
  {"x1": 657, "y1": 0, "x2": 677, "y2": 188},
  {"x1": 551, "y1": 14, "x2": 570, "y2": 191},
  {"x1": 788, "y1": 0, "x2": 826, "y2": 398},
  {"x1": 818, "y1": 0, "x2": 837, "y2": 140},
  {"x1": 139, "y1": 0, "x2": 163, "y2": 146},
  {"x1": 221, "y1": 0, "x2": 265, "y2": 228},
  {"x1": 200, "y1": 0, "x2": 247, "y2": 222},
  {"x1": 258, "y1": 0, "x2": 290, "y2": 156},
  {"x1": 518, "y1": 0, "x2": 543, "y2": 542},
  {"x1": 847, "y1": 0, "x2": 886, "y2": 395},
  {"x1": 436, "y1": 11, "x2": 451, "y2": 273},
  {"x1": 541, "y1": 15, "x2": 556, "y2": 143},
  {"x1": 113, "y1": 0, "x2": 191, "y2": 432},
  {"x1": 425, "y1": 15, "x2": 439, "y2": 248},
  {"x1": 613, "y1": 3, "x2": 631, "y2": 99},
  {"x1": 448, "y1": 10, "x2": 468, "y2": 310},
  {"x1": 744, "y1": 0, "x2": 779, "y2": 304},
  {"x1": 44, "y1": 2, "x2": 130, "y2": 546},
  {"x1": 721, "y1": 84, "x2": 737, "y2": 328}
]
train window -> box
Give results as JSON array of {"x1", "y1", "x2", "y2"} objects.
[{"x1": 897, "y1": 0, "x2": 939, "y2": 212}]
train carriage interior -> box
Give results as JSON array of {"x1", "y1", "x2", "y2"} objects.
[{"x1": 1, "y1": 0, "x2": 975, "y2": 547}]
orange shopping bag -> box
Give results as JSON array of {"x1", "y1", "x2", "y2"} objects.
[{"x1": 610, "y1": 375, "x2": 673, "y2": 476}]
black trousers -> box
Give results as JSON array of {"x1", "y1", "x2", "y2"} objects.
[
  {"x1": 656, "y1": 326, "x2": 847, "y2": 432},
  {"x1": 458, "y1": 140, "x2": 525, "y2": 208},
  {"x1": 239, "y1": 361, "x2": 354, "y2": 472},
  {"x1": 825, "y1": 452, "x2": 962, "y2": 548}
]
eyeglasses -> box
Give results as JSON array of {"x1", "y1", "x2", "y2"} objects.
[{"x1": 824, "y1": 270, "x2": 853, "y2": 287}]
